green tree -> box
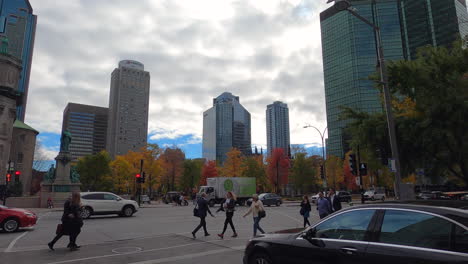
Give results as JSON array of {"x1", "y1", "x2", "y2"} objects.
[
  {"x1": 77, "y1": 151, "x2": 112, "y2": 191},
  {"x1": 290, "y1": 153, "x2": 316, "y2": 193},
  {"x1": 242, "y1": 155, "x2": 269, "y2": 192},
  {"x1": 343, "y1": 40, "x2": 468, "y2": 186},
  {"x1": 181, "y1": 159, "x2": 204, "y2": 193}
]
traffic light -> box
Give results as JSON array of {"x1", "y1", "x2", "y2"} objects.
[
  {"x1": 136, "y1": 173, "x2": 141, "y2": 183},
  {"x1": 349, "y1": 154, "x2": 357, "y2": 175},
  {"x1": 6, "y1": 173, "x2": 11, "y2": 183},
  {"x1": 359, "y1": 163, "x2": 367, "y2": 176},
  {"x1": 141, "y1": 172, "x2": 146, "y2": 183},
  {"x1": 320, "y1": 165, "x2": 325, "y2": 179}
]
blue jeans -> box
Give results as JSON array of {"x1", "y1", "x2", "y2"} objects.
[{"x1": 253, "y1": 217, "x2": 265, "y2": 236}]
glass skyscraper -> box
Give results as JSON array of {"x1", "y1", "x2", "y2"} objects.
[
  {"x1": 203, "y1": 92, "x2": 251, "y2": 164},
  {"x1": 321, "y1": 0, "x2": 468, "y2": 158},
  {"x1": 62, "y1": 103, "x2": 108, "y2": 162},
  {"x1": 266, "y1": 101, "x2": 290, "y2": 157},
  {"x1": 0, "y1": 0, "x2": 37, "y2": 121}
]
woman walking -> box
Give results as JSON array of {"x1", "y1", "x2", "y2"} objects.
[
  {"x1": 192, "y1": 192, "x2": 214, "y2": 239},
  {"x1": 243, "y1": 194, "x2": 266, "y2": 237},
  {"x1": 300, "y1": 195, "x2": 312, "y2": 228},
  {"x1": 48, "y1": 192, "x2": 83, "y2": 251},
  {"x1": 217, "y1": 191, "x2": 238, "y2": 239}
]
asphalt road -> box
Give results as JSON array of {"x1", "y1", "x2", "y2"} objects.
[{"x1": 0, "y1": 202, "x2": 338, "y2": 264}]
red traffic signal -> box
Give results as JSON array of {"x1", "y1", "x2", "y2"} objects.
[
  {"x1": 6, "y1": 173, "x2": 11, "y2": 182},
  {"x1": 15, "y1": 170, "x2": 21, "y2": 176},
  {"x1": 135, "y1": 173, "x2": 141, "y2": 178}
]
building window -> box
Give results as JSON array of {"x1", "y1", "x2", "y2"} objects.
[{"x1": 17, "y1": 153, "x2": 24, "y2": 164}]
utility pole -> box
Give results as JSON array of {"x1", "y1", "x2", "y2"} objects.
[{"x1": 138, "y1": 159, "x2": 143, "y2": 207}]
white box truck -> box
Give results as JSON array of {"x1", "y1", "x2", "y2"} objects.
[{"x1": 199, "y1": 177, "x2": 256, "y2": 207}]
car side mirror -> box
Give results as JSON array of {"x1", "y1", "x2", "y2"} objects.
[
  {"x1": 303, "y1": 229, "x2": 325, "y2": 248},
  {"x1": 116, "y1": 198, "x2": 122, "y2": 201}
]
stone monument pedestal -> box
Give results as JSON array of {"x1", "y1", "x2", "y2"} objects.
[{"x1": 40, "y1": 151, "x2": 81, "y2": 208}]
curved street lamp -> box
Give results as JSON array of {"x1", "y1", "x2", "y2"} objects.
[{"x1": 304, "y1": 125, "x2": 328, "y2": 188}]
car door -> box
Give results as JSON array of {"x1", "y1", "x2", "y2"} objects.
[
  {"x1": 83, "y1": 193, "x2": 105, "y2": 212},
  {"x1": 288, "y1": 209, "x2": 377, "y2": 264},
  {"x1": 103, "y1": 193, "x2": 121, "y2": 212},
  {"x1": 366, "y1": 209, "x2": 468, "y2": 264}
]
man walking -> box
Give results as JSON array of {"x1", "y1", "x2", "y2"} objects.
[
  {"x1": 328, "y1": 189, "x2": 342, "y2": 212},
  {"x1": 192, "y1": 192, "x2": 214, "y2": 239},
  {"x1": 317, "y1": 192, "x2": 331, "y2": 219}
]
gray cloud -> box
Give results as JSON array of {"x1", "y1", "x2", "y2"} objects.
[{"x1": 26, "y1": 0, "x2": 330, "y2": 147}]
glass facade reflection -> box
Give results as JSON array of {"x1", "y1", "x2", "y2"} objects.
[
  {"x1": 203, "y1": 92, "x2": 251, "y2": 164},
  {"x1": 321, "y1": 0, "x2": 468, "y2": 158},
  {"x1": 0, "y1": 0, "x2": 37, "y2": 121}
]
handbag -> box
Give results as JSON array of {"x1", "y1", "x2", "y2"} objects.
[
  {"x1": 258, "y1": 209, "x2": 266, "y2": 218},
  {"x1": 193, "y1": 202, "x2": 200, "y2": 217},
  {"x1": 300, "y1": 207, "x2": 305, "y2": 216},
  {"x1": 56, "y1": 224, "x2": 63, "y2": 235}
]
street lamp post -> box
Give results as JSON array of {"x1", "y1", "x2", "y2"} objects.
[
  {"x1": 327, "y1": 0, "x2": 403, "y2": 198},
  {"x1": 304, "y1": 125, "x2": 328, "y2": 188}
]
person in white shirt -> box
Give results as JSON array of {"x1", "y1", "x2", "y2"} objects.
[{"x1": 243, "y1": 194, "x2": 266, "y2": 237}]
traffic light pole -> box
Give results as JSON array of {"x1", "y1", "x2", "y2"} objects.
[
  {"x1": 3, "y1": 160, "x2": 11, "y2": 205},
  {"x1": 137, "y1": 159, "x2": 143, "y2": 207}
]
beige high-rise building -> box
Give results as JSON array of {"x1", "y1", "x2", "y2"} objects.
[{"x1": 107, "y1": 60, "x2": 150, "y2": 158}]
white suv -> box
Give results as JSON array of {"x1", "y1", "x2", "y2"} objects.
[
  {"x1": 80, "y1": 192, "x2": 139, "y2": 218},
  {"x1": 363, "y1": 189, "x2": 386, "y2": 201}
]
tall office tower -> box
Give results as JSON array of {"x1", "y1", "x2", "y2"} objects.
[
  {"x1": 62, "y1": 103, "x2": 108, "y2": 162},
  {"x1": 320, "y1": 0, "x2": 468, "y2": 158},
  {"x1": 107, "y1": 60, "x2": 150, "y2": 158},
  {"x1": 266, "y1": 101, "x2": 290, "y2": 157},
  {"x1": 203, "y1": 92, "x2": 251, "y2": 163},
  {"x1": 0, "y1": 0, "x2": 37, "y2": 121}
]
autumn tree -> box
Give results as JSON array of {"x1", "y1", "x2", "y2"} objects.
[
  {"x1": 77, "y1": 151, "x2": 112, "y2": 191},
  {"x1": 221, "y1": 148, "x2": 244, "y2": 177},
  {"x1": 290, "y1": 153, "x2": 317, "y2": 193},
  {"x1": 200, "y1": 160, "x2": 218, "y2": 186},
  {"x1": 110, "y1": 156, "x2": 132, "y2": 194},
  {"x1": 326, "y1": 155, "x2": 344, "y2": 190},
  {"x1": 140, "y1": 144, "x2": 163, "y2": 197},
  {"x1": 181, "y1": 159, "x2": 204, "y2": 193},
  {"x1": 161, "y1": 147, "x2": 185, "y2": 191},
  {"x1": 242, "y1": 155, "x2": 269, "y2": 192},
  {"x1": 266, "y1": 148, "x2": 290, "y2": 194}
]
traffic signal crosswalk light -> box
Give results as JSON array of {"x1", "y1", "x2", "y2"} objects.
[{"x1": 349, "y1": 154, "x2": 357, "y2": 176}]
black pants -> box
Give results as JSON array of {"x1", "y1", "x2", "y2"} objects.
[
  {"x1": 193, "y1": 216, "x2": 208, "y2": 235},
  {"x1": 222, "y1": 212, "x2": 236, "y2": 234},
  {"x1": 49, "y1": 229, "x2": 80, "y2": 247},
  {"x1": 303, "y1": 217, "x2": 311, "y2": 228},
  {"x1": 319, "y1": 213, "x2": 328, "y2": 219}
]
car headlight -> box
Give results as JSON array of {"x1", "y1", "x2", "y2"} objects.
[{"x1": 24, "y1": 212, "x2": 35, "y2": 217}]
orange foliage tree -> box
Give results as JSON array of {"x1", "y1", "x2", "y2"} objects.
[
  {"x1": 161, "y1": 147, "x2": 185, "y2": 191},
  {"x1": 200, "y1": 160, "x2": 218, "y2": 186},
  {"x1": 221, "y1": 148, "x2": 244, "y2": 177},
  {"x1": 266, "y1": 148, "x2": 290, "y2": 194}
]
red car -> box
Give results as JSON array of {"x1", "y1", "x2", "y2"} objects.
[{"x1": 0, "y1": 205, "x2": 37, "y2": 233}]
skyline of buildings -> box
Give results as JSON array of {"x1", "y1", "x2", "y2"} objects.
[
  {"x1": 321, "y1": 0, "x2": 468, "y2": 158},
  {"x1": 61, "y1": 103, "x2": 108, "y2": 162},
  {"x1": 106, "y1": 60, "x2": 150, "y2": 158},
  {"x1": 266, "y1": 101, "x2": 290, "y2": 157},
  {"x1": 202, "y1": 92, "x2": 252, "y2": 163},
  {"x1": 0, "y1": 0, "x2": 37, "y2": 122}
]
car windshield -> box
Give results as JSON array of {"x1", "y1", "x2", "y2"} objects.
[{"x1": 259, "y1": 194, "x2": 267, "y2": 199}]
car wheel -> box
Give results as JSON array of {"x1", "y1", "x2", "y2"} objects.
[
  {"x1": 2, "y1": 218, "x2": 19, "y2": 233},
  {"x1": 80, "y1": 207, "x2": 92, "y2": 219},
  {"x1": 208, "y1": 200, "x2": 216, "y2": 207},
  {"x1": 276, "y1": 201, "x2": 281, "y2": 206},
  {"x1": 121, "y1": 205, "x2": 134, "y2": 217},
  {"x1": 371, "y1": 197, "x2": 375, "y2": 201},
  {"x1": 249, "y1": 252, "x2": 273, "y2": 264},
  {"x1": 381, "y1": 196, "x2": 385, "y2": 201}
]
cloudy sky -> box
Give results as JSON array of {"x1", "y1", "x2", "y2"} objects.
[{"x1": 26, "y1": 0, "x2": 331, "y2": 159}]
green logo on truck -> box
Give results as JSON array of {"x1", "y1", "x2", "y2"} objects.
[{"x1": 224, "y1": 179, "x2": 233, "y2": 191}]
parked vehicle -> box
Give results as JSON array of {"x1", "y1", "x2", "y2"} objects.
[
  {"x1": 336, "y1": 191, "x2": 352, "y2": 203},
  {"x1": 0, "y1": 205, "x2": 37, "y2": 233},
  {"x1": 243, "y1": 201, "x2": 468, "y2": 264},
  {"x1": 462, "y1": 194, "x2": 468, "y2": 201},
  {"x1": 80, "y1": 192, "x2": 139, "y2": 219},
  {"x1": 417, "y1": 191, "x2": 433, "y2": 200},
  {"x1": 310, "y1": 193, "x2": 320, "y2": 204},
  {"x1": 163, "y1": 191, "x2": 182, "y2": 204},
  {"x1": 247, "y1": 193, "x2": 282, "y2": 207},
  {"x1": 140, "y1": 195, "x2": 151, "y2": 204},
  {"x1": 199, "y1": 177, "x2": 256, "y2": 207},
  {"x1": 444, "y1": 191, "x2": 468, "y2": 200},
  {"x1": 363, "y1": 187, "x2": 386, "y2": 201}
]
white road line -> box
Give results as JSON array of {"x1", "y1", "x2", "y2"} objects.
[
  {"x1": 45, "y1": 237, "x2": 246, "y2": 264},
  {"x1": 4, "y1": 211, "x2": 52, "y2": 253},
  {"x1": 129, "y1": 246, "x2": 245, "y2": 264}
]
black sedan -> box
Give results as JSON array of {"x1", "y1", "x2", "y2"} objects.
[
  {"x1": 243, "y1": 201, "x2": 468, "y2": 264},
  {"x1": 336, "y1": 191, "x2": 352, "y2": 203},
  {"x1": 247, "y1": 193, "x2": 282, "y2": 207}
]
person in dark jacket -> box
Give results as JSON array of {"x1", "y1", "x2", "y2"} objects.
[
  {"x1": 300, "y1": 195, "x2": 312, "y2": 228},
  {"x1": 217, "y1": 191, "x2": 238, "y2": 239},
  {"x1": 192, "y1": 192, "x2": 214, "y2": 239},
  {"x1": 327, "y1": 188, "x2": 342, "y2": 212},
  {"x1": 316, "y1": 192, "x2": 332, "y2": 219},
  {"x1": 48, "y1": 192, "x2": 83, "y2": 251}
]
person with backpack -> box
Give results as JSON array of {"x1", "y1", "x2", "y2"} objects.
[
  {"x1": 192, "y1": 192, "x2": 214, "y2": 239},
  {"x1": 217, "y1": 191, "x2": 238, "y2": 239},
  {"x1": 300, "y1": 195, "x2": 312, "y2": 228},
  {"x1": 243, "y1": 194, "x2": 266, "y2": 237}
]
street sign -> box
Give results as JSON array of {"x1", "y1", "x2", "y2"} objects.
[
  {"x1": 388, "y1": 159, "x2": 396, "y2": 172},
  {"x1": 416, "y1": 168, "x2": 425, "y2": 176},
  {"x1": 355, "y1": 177, "x2": 360, "y2": 186},
  {"x1": 359, "y1": 163, "x2": 367, "y2": 176}
]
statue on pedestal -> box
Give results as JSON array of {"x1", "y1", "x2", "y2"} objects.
[
  {"x1": 70, "y1": 166, "x2": 80, "y2": 183},
  {"x1": 60, "y1": 130, "x2": 72, "y2": 152}
]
